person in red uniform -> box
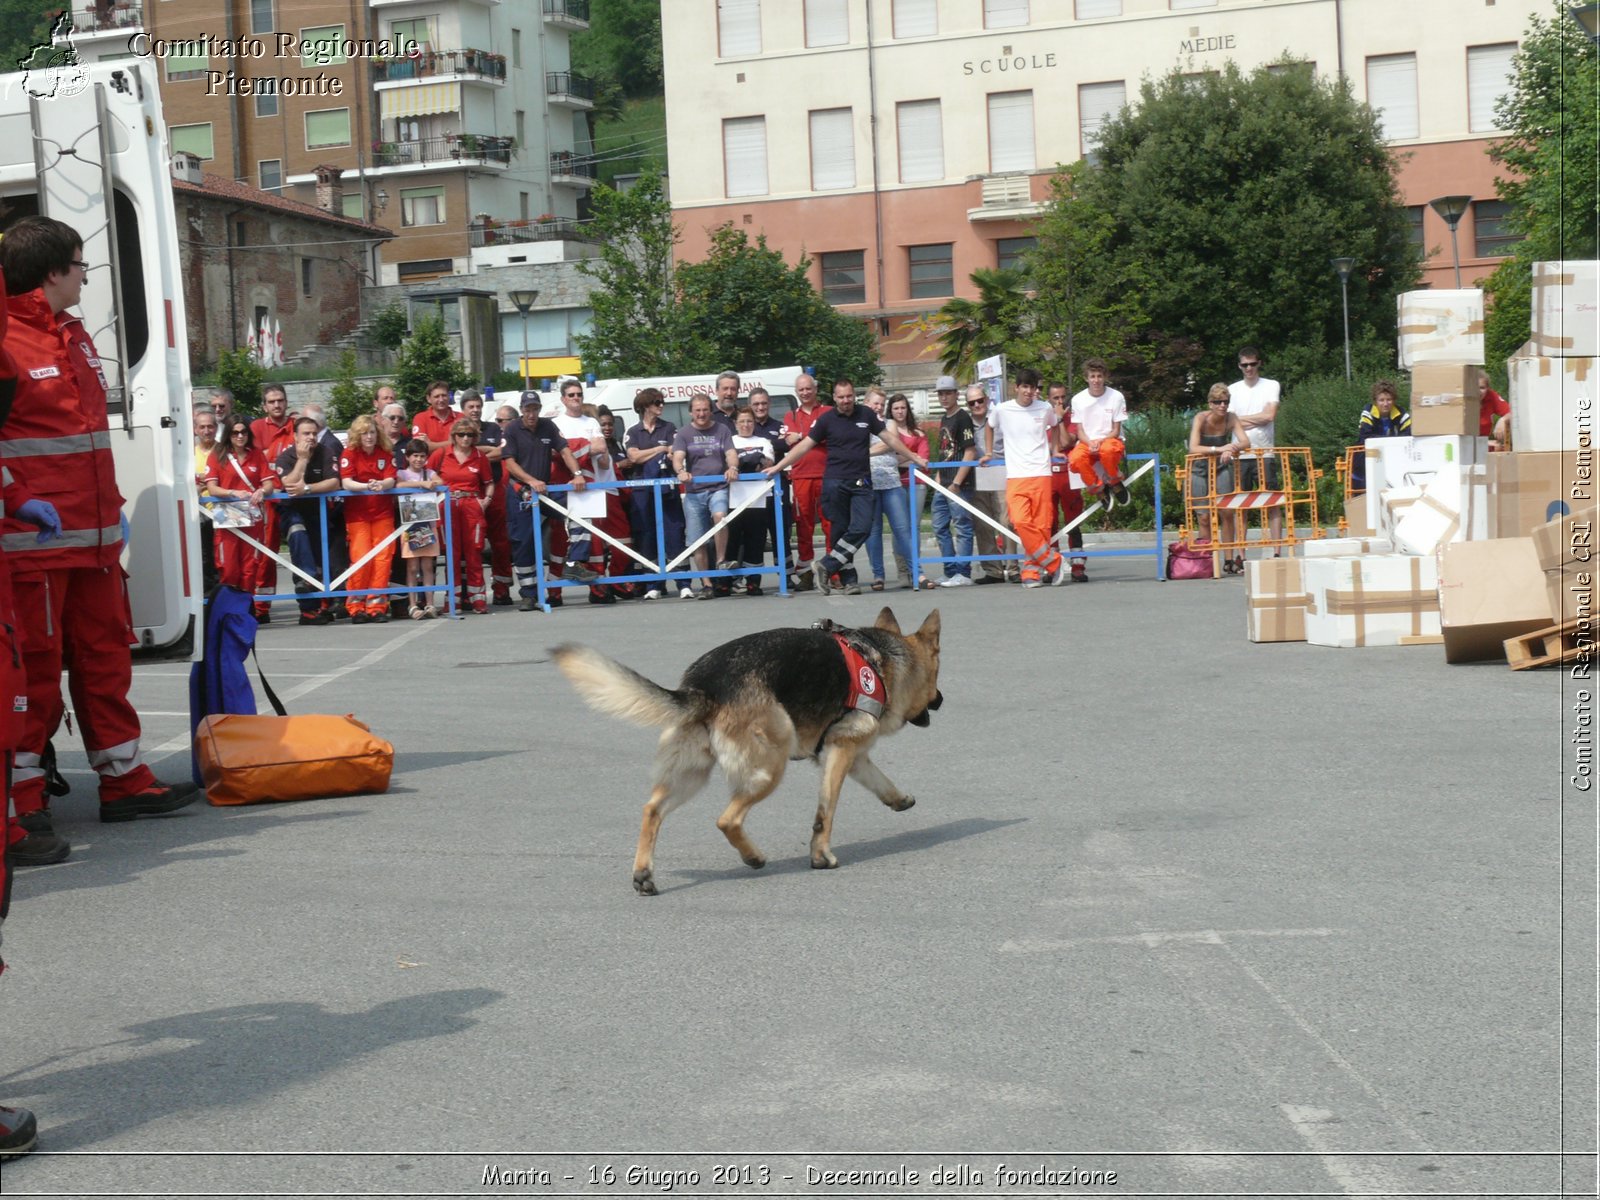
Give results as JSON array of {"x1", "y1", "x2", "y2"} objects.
[
  {"x1": 337, "y1": 413, "x2": 399, "y2": 622},
  {"x1": 428, "y1": 418, "x2": 493, "y2": 613},
  {"x1": 411, "y1": 380, "x2": 461, "y2": 453},
  {"x1": 0, "y1": 216, "x2": 199, "y2": 867},
  {"x1": 781, "y1": 371, "x2": 831, "y2": 588},
  {"x1": 204, "y1": 419, "x2": 280, "y2": 597},
  {"x1": 1478, "y1": 371, "x2": 1511, "y2": 450},
  {"x1": 247, "y1": 384, "x2": 295, "y2": 621}
]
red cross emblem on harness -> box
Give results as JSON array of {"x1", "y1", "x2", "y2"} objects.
[{"x1": 833, "y1": 634, "x2": 886, "y2": 718}]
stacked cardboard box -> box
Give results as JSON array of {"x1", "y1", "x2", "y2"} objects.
[
  {"x1": 1436, "y1": 539, "x2": 1552, "y2": 662},
  {"x1": 1508, "y1": 262, "x2": 1597, "y2": 452},
  {"x1": 1246, "y1": 559, "x2": 1310, "y2": 643},
  {"x1": 1397, "y1": 289, "x2": 1485, "y2": 368},
  {"x1": 1303, "y1": 555, "x2": 1441, "y2": 648},
  {"x1": 1532, "y1": 502, "x2": 1600, "y2": 624}
]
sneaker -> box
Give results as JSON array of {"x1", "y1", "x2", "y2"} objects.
[
  {"x1": 253, "y1": 609, "x2": 272, "y2": 624},
  {"x1": 938, "y1": 574, "x2": 975, "y2": 588},
  {"x1": 547, "y1": 591, "x2": 564, "y2": 608},
  {"x1": 812, "y1": 560, "x2": 835, "y2": 595},
  {"x1": 642, "y1": 588, "x2": 661, "y2": 601},
  {"x1": 471, "y1": 601, "x2": 489, "y2": 615},
  {"x1": 351, "y1": 613, "x2": 370, "y2": 625},
  {"x1": 370, "y1": 611, "x2": 391, "y2": 623},
  {"x1": 492, "y1": 593, "x2": 514, "y2": 607},
  {"x1": 518, "y1": 596, "x2": 540, "y2": 612},
  {"x1": 588, "y1": 590, "x2": 617, "y2": 606},
  {"x1": 717, "y1": 559, "x2": 740, "y2": 573},
  {"x1": 100, "y1": 780, "x2": 200, "y2": 824},
  {"x1": 1103, "y1": 487, "x2": 1118, "y2": 511},
  {"x1": 747, "y1": 583, "x2": 764, "y2": 596},
  {"x1": 696, "y1": 586, "x2": 715, "y2": 600},
  {"x1": 974, "y1": 574, "x2": 1004, "y2": 585},
  {"x1": 1052, "y1": 560, "x2": 1072, "y2": 587},
  {"x1": 678, "y1": 586, "x2": 695, "y2": 600},
  {"x1": 1022, "y1": 576, "x2": 1045, "y2": 589},
  {"x1": 563, "y1": 562, "x2": 600, "y2": 583},
  {"x1": 1071, "y1": 564, "x2": 1089, "y2": 583},
  {"x1": 0, "y1": 1105, "x2": 38, "y2": 1160},
  {"x1": 842, "y1": 583, "x2": 861, "y2": 596},
  {"x1": 1114, "y1": 481, "x2": 1131, "y2": 506}
]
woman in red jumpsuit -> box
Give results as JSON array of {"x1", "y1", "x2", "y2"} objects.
[
  {"x1": 204, "y1": 419, "x2": 280, "y2": 601},
  {"x1": 427, "y1": 419, "x2": 494, "y2": 614},
  {"x1": 338, "y1": 414, "x2": 399, "y2": 623}
]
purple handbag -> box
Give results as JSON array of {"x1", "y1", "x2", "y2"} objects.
[{"x1": 1166, "y1": 541, "x2": 1216, "y2": 580}]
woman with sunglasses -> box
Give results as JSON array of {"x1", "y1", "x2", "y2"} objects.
[
  {"x1": 1187, "y1": 383, "x2": 1250, "y2": 569},
  {"x1": 427, "y1": 418, "x2": 494, "y2": 614},
  {"x1": 338, "y1": 414, "x2": 399, "y2": 622},
  {"x1": 204, "y1": 420, "x2": 280, "y2": 605}
]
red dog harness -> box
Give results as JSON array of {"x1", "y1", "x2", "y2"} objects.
[{"x1": 832, "y1": 633, "x2": 886, "y2": 718}]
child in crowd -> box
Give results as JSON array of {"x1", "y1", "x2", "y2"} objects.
[{"x1": 397, "y1": 438, "x2": 444, "y2": 618}]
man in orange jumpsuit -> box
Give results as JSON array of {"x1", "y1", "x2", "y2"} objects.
[{"x1": 0, "y1": 217, "x2": 198, "y2": 867}]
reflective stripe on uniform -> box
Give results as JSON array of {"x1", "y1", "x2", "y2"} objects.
[
  {"x1": 0, "y1": 431, "x2": 114, "y2": 458},
  {"x1": 0, "y1": 523, "x2": 121, "y2": 552}
]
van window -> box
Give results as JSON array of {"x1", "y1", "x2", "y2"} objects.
[{"x1": 112, "y1": 186, "x2": 149, "y2": 388}]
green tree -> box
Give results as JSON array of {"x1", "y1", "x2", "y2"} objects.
[
  {"x1": 676, "y1": 224, "x2": 881, "y2": 389},
  {"x1": 392, "y1": 315, "x2": 471, "y2": 407},
  {"x1": 923, "y1": 267, "x2": 1032, "y2": 380},
  {"x1": 570, "y1": 0, "x2": 662, "y2": 101},
  {"x1": 0, "y1": 0, "x2": 56, "y2": 80},
  {"x1": 214, "y1": 348, "x2": 264, "y2": 418},
  {"x1": 576, "y1": 172, "x2": 702, "y2": 376},
  {"x1": 369, "y1": 302, "x2": 409, "y2": 350},
  {"x1": 1483, "y1": 4, "x2": 1600, "y2": 368},
  {"x1": 326, "y1": 350, "x2": 374, "y2": 429},
  {"x1": 1082, "y1": 60, "x2": 1420, "y2": 392}
]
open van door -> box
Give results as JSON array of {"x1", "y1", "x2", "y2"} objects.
[{"x1": 0, "y1": 62, "x2": 202, "y2": 655}]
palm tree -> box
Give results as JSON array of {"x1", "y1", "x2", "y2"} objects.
[{"x1": 930, "y1": 267, "x2": 1031, "y2": 379}]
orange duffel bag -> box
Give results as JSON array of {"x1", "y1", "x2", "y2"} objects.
[{"x1": 196, "y1": 714, "x2": 394, "y2": 807}]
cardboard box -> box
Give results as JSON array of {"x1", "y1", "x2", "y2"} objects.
[
  {"x1": 1398, "y1": 289, "x2": 1485, "y2": 368},
  {"x1": 1246, "y1": 558, "x2": 1309, "y2": 643},
  {"x1": 1362, "y1": 435, "x2": 1487, "y2": 527},
  {"x1": 1531, "y1": 260, "x2": 1600, "y2": 358},
  {"x1": 1487, "y1": 451, "x2": 1585, "y2": 539},
  {"x1": 1304, "y1": 536, "x2": 1394, "y2": 558},
  {"x1": 1409, "y1": 363, "x2": 1479, "y2": 437},
  {"x1": 1378, "y1": 485, "x2": 1423, "y2": 542},
  {"x1": 1437, "y1": 538, "x2": 1553, "y2": 663},
  {"x1": 1303, "y1": 554, "x2": 1442, "y2": 648},
  {"x1": 1391, "y1": 463, "x2": 1488, "y2": 554},
  {"x1": 1508, "y1": 350, "x2": 1598, "y2": 452},
  {"x1": 1532, "y1": 501, "x2": 1600, "y2": 623},
  {"x1": 1344, "y1": 491, "x2": 1375, "y2": 537}
]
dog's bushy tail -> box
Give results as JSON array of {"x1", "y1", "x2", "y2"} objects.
[{"x1": 549, "y1": 644, "x2": 688, "y2": 727}]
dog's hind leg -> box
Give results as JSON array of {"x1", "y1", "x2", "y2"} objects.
[
  {"x1": 710, "y1": 713, "x2": 789, "y2": 870},
  {"x1": 810, "y1": 740, "x2": 860, "y2": 870},
  {"x1": 634, "y1": 724, "x2": 713, "y2": 896},
  {"x1": 848, "y1": 752, "x2": 916, "y2": 812}
]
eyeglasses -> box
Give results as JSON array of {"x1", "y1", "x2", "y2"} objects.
[
  {"x1": 70, "y1": 259, "x2": 89, "y2": 271},
  {"x1": 229, "y1": 428, "x2": 249, "y2": 437},
  {"x1": 453, "y1": 431, "x2": 475, "y2": 439},
  {"x1": 1239, "y1": 361, "x2": 1260, "y2": 369}
]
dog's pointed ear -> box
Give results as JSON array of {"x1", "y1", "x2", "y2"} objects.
[
  {"x1": 874, "y1": 606, "x2": 902, "y2": 634},
  {"x1": 916, "y1": 608, "x2": 941, "y2": 647}
]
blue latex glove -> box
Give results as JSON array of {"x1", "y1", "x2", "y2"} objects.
[
  {"x1": 14, "y1": 498, "x2": 61, "y2": 543},
  {"x1": 121, "y1": 510, "x2": 131, "y2": 547}
]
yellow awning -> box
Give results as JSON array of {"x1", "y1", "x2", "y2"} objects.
[
  {"x1": 379, "y1": 82, "x2": 462, "y2": 120},
  {"x1": 520, "y1": 355, "x2": 582, "y2": 378}
]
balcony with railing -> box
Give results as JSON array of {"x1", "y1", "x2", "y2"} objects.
[
  {"x1": 545, "y1": 71, "x2": 595, "y2": 108},
  {"x1": 542, "y1": 0, "x2": 590, "y2": 29},
  {"x1": 549, "y1": 150, "x2": 597, "y2": 187},
  {"x1": 469, "y1": 215, "x2": 598, "y2": 249},
  {"x1": 372, "y1": 47, "x2": 507, "y2": 85},
  {"x1": 62, "y1": 2, "x2": 142, "y2": 37},
  {"x1": 371, "y1": 133, "x2": 514, "y2": 170}
]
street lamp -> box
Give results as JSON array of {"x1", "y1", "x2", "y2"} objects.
[
  {"x1": 1330, "y1": 257, "x2": 1356, "y2": 381},
  {"x1": 1571, "y1": 4, "x2": 1600, "y2": 45},
  {"x1": 509, "y1": 287, "x2": 538, "y2": 393},
  {"x1": 1428, "y1": 195, "x2": 1472, "y2": 288}
]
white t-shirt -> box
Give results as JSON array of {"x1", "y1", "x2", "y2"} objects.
[
  {"x1": 553, "y1": 411, "x2": 603, "y2": 477},
  {"x1": 1070, "y1": 386, "x2": 1127, "y2": 442},
  {"x1": 987, "y1": 399, "x2": 1060, "y2": 479},
  {"x1": 1228, "y1": 376, "x2": 1281, "y2": 448}
]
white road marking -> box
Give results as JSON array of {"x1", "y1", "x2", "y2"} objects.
[{"x1": 1000, "y1": 927, "x2": 1345, "y2": 952}]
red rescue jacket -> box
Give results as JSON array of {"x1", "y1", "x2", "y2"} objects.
[{"x1": 0, "y1": 289, "x2": 124, "y2": 574}]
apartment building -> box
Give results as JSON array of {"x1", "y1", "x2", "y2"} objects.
[
  {"x1": 60, "y1": 0, "x2": 598, "y2": 287},
  {"x1": 662, "y1": 0, "x2": 1538, "y2": 384}
]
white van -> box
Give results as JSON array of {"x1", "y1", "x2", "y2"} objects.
[
  {"x1": 589, "y1": 366, "x2": 805, "y2": 432},
  {"x1": 0, "y1": 61, "x2": 202, "y2": 655}
]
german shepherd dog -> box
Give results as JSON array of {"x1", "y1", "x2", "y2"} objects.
[{"x1": 551, "y1": 608, "x2": 942, "y2": 895}]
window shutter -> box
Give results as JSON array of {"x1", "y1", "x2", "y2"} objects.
[
  {"x1": 1078, "y1": 81, "x2": 1125, "y2": 158},
  {"x1": 805, "y1": 0, "x2": 848, "y2": 47},
  {"x1": 1366, "y1": 53, "x2": 1419, "y2": 140},
  {"x1": 718, "y1": 0, "x2": 761, "y2": 56},
  {"x1": 1074, "y1": 0, "x2": 1120, "y2": 16},
  {"x1": 893, "y1": 0, "x2": 937, "y2": 38},
  {"x1": 984, "y1": 0, "x2": 1028, "y2": 27},
  {"x1": 810, "y1": 108, "x2": 855, "y2": 190},
  {"x1": 1467, "y1": 43, "x2": 1515, "y2": 133},
  {"x1": 305, "y1": 108, "x2": 352, "y2": 149},
  {"x1": 723, "y1": 116, "x2": 769, "y2": 197},
  {"x1": 896, "y1": 100, "x2": 943, "y2": 183},
  {"x1": 987, "y1": 91, "x2": 1035, "y2": 173}
]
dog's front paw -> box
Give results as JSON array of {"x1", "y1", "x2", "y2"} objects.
[
  {"x1": 810, "y1": 851, "x2": 839, "y2": 870},
  {"x1": 888, "y1": 794, "x2": 916, "y2": 812},
  {"x1": 633, "y1": 868, "x2": 658, "y2": 896},
  {"x1": 743, "y1": 853, "x2": 767, "y2": 870}
]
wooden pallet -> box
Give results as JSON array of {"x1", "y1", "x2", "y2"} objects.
[{"x1": 1505, "y1": 619, "x2": 1590, "y2": 670}]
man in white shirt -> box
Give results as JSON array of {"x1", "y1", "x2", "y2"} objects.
[
  {"x1": 1067, "y1": 358, "x2": 1130, "y2": 508},
  {"x1": 981, "y1": 367, "x2": 1069, "y2": 588},
  {"x1": 1227, "y1": 344, "x2": 1284, "y2": 544}
]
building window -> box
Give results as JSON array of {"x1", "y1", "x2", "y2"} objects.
[
  {"x1": 909, "y1": 243, "x2": 953, "y2": 300},
  {"x1": 516, "y1": 110, "x2": 526, "y2": 149},
  {"x1": 258, "y1": 159, "x2": 283, "y2": 193},
  {"x1": 304, "y1": 108, "x2": 352, "y2": 150},
  {"x1": 511, "y1": 28, "x2": 521, "y2": 68},
  {"x1": 723, "y1": 116, "x2": 768, "y2": 197},
  {"x1": 718, "y1": 0, "x2": 761, "y2": 56},
  {"x1": 805, "y1": 0, "x2": 847, "y2": 46},
  {"x1": 301, "y1": 258, "x2": 315, "y2": 296},
  {"x1": 249, "y1": 0, "x2": 273, "y2": 35},
  {"x1": 1406, "y1": 205, "x2": 1425, "y2": 253},
  {"x1": 164, "y1": 43, "x2": 208, "y2": 81},
  {"x1": 520, "y1": 191, "x2": 530, "y2": 221},
  {"x1": 254, "y1": 89, "x2": 278, "y2": 117},
  {"x1": 997, "y1": 236, "x2": 1036, "y2": 273},
  {"x1": 299, "y1": 25, "x2": 347, "y2": 67},
  {"x1": 1366, "y1": 53, "x2": 1419, "y2": 141},
  {"x1": 401, "y1": 186, "x2": 446, "y2": 227},
  {"x1": 169, "y1": 123, "x2": 214, "y2": 160},
  {"x1": 391, "y1": 18, "x2": 432, "y2": 55},
  {"x1": 1266, "y1": 60, "x2": 1315, "y2": 78},
  {"x1": 987, "y1": 91, "x2": 1034, "y2": 173},
  {"x1": 1467, "y1": 43, "x2": 1516, "y2": 133},
  {"x1": 893, "y1": 0, "x2": 937, "y2": 37},
  {"x1": 341, "y1": 194, "x2": 364, "y2": 219},
  {"x1": 984, "y1": 0, "x2": 1028, "y2": 28},
  {"x1": 1078, "y1": 80, "x2": 1126, "y2": 161},
  {"x1": 1474, "y1": 200, "x2": 1518, "y2": 258},
  {"x1": 1075, "y1": 0, "x2": 1120, "y2": 16},
  {"x1": 809, "y1": 108, "x2": 855, "y2": 190},
  {"x1": 820, "y1": 250, "x2": 866, "y2": 305},
  {"x1": 896, "y1": 99, "x2": 943, "y2": 183},
  {"x1": 398, "y1": 259, "x2": 454, "y2": 282}
]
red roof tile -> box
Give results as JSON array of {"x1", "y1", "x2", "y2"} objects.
[{"x1": 172, "y1": 173, "x2": 394, "y2": 239}]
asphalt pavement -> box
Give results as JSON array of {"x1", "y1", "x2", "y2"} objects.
[{"x1": 0, "y1": 549, "x2": 1590, "y2": 1198}]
